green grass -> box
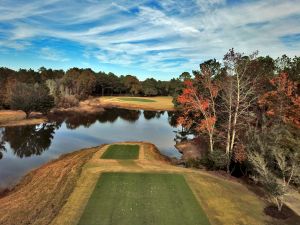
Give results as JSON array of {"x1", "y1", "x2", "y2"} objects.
[
  {"x1": 78, "y1": 173, "x2": 210, "y2": 225},
  {"x1": 117, "y1": 97, "x2": 156, "y2": 102},
  {"x1": 101, "y1": 145, "x2": 140, "y2": 160}
]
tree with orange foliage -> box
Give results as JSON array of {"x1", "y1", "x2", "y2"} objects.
[
  {"x1": 177, "y1": 66, "x2": 219, "y2": 153},
  {"x1": 258, "y1": 72, "x2": 300, "y2": 128}
]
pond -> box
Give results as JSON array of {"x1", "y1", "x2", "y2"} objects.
[{"x1": 0, "y1": 108, "x2": 182, "y2": 189}]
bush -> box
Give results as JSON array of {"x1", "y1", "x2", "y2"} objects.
[
  {"x1": 57, "y1": 95, "x2": 79, "y2": 108},
  {"x1": 185, "y1": 158, "x2": 202, "y2": 168},
  {"x1": 200, "y1": 149, "x2": 227, "y2": 170}
]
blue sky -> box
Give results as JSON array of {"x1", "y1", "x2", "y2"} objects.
[{"x1": 0, "y1": 0, "x2": 299, "y2": 80}]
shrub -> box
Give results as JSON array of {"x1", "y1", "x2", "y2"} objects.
[
  {"x1": 57, "y1": 95, "x2": 79, "y2": 108},
  {"x1": 200, "y1": 149, "x2": 227, "y2": 170}
]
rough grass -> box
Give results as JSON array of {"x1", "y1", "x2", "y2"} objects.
[
  {"x1": 101, "y1": 144, "x2": 140, "y2": 159},
  {"x1": 0, "y1": 147, "x2": 97, "y2": 225},
  {"x1": 78, "y1": 172, "x2": 210, "y2": 225},
  {"x1": 117, "y1": 97, "x2": 156, "y2": 102}
]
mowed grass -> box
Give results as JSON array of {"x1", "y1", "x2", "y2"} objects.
[
  {"x1": 78, "y1": 173, "x2": 210, "y2": 225},
  {"x1": 101, "y1": 145, "x2": 140, "y2": 159},
  {"x1": 117, "y1": 97, "x2": 156, "y2": 102}
]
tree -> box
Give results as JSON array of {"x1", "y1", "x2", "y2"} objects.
[
  {"x1": 76, "y1": 69, "x2": 96, "y2": 99},
  {"x1": 62, "y1": 68, "x2": 80, "y2": 96},
  {"x1": 10, "y1": 82, "x2": 54, "y2": 117},
  {"x1": 247, "y1": 124, "x2": 300, "y2": 212},
  {"x1": 258, "y1": 72, "x2": 300, "y2": 128},
  {"x1": 177, "y1": 64, "x2": 219, "y2": 153},
  {"x1": 179, "y1": 72, "x2": 191, "y2": 81},
  {"x1": 221, "y1": 49, "x2": 258, "y2": 172},
  {"x1": 142, "y1": 78, "x2": 158, "y2": 96},
  {"x1": 123, "y1": 75, "x2": 141, "y2": 95}
]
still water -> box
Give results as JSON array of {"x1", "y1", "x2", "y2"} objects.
[{"x1": 0, "y1": 108, "x2": 181, "y2": 189}]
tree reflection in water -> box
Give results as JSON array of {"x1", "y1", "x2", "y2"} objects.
[
  {"x1": 2, "y1": 123, "x2": 58, "y2": 158},
  {"x1": 0, "y1": 129, "x2": 6, "y2": 159},
  {"x1": 49, "y1": 108, "x2": 144, "y2": 129},
  {"x1": 0, "y1": 108, "x2": 179, "y2": 160}
]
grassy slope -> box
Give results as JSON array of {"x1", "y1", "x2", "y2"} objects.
[
  {"x1": 52, "y1": 142, "x2": 290, "y2": 225},
  {"x1": 99, "y1": 96, "x2": 174, "y2": 111},
  {"x1": 0, "y1": 147, "x2": 97, "y2": 225},
  {"x1": 101, "y1": 144, "x2": 140, "y2": 159},
  {"x1": 78, "y1": 172, "x2": 210, "y2": 225},
  {"x1": 2, "y1": 142, "x2": 297, "y2": 225}
]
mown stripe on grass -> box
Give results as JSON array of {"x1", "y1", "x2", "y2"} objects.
[
  {"x1": 78, "y1": 172, "x2": 210, "y2": 225},
  {"x1": 101, "y1": 145, "x2": 139, "y2": 160}
]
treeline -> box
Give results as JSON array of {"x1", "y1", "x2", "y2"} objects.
[
  {"x1": 0, "y1": 67, "x2": 183, "y2": 116},
  {"x1": 175, "y1": 49, "x2": 300, "y2": 212}
]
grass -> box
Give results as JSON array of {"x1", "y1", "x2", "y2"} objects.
[
  {"x1": 99, "y1": 96, "x2": 175, "y2": 111},
  {"x1": 186, "y1": 173, "x2": 267, "y2": 225},
  {"x1": 117, "y1": 97, "x2": 156, "y2": 102},
  {"x1": 0, "y1": 110, "x2": 46, "y2": 127},
  {"x1": 78, "y1": 172, "x2": 210, "y2": 225},
  {"x1": 101, "y1": 144, "x2": 140, "y2": 160}
]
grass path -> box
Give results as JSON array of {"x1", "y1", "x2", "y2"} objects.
[{"x1": 51, "y1": 142, "x2": 274, "y2": 225}]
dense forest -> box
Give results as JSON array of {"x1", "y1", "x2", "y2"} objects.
[
  {"x1": 175, "y1": 49, "x2": 300, "y2": 212},
  {"x1": 0, "y1": 66, "x2": 183, "y2": 116}
]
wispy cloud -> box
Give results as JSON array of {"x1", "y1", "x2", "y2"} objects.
[
  {"x1": 0, "y1": 0, "x2": 299, "y2": 79},
  {"x1": 40, "y1": 47, "x2": 69, "y2": 62}
]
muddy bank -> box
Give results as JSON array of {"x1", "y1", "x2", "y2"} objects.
[{"x1": 175, "y1": 137, "x2": 208, "y2": 161}]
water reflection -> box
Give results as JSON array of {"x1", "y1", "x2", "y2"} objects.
[
  {"x1": 143, "y1": 111, "x2": 165, "y2": 120},
  {"x1": 0, "y1": 109, "x2": 177, "y2": 160},
  {"x1": 3, "y1": 123, "x2": 58, "y2": 158},
  {"x1": 48, "y1": 108, "x2": 144, "y2": 129},
  {"x1": 0, "y1": 108, "x2": 180, "y2": 189},
  {"x1": 0, "y1": 129, "x2": 6, "y2": 159}
]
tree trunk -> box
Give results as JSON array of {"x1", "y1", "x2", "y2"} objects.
[
  {"x1": 25, "y1": 111, "x2": 30, "y2": 119},
  {"x1": 209, "y1": 133, "x2": 214, "y2": 153},
  {"x1": 275, "y1": 197, "x2": 284, "y2": 212}
]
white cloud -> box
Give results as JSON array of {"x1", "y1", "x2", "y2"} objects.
[
  {"x1": 0, "y1": 0, "x2": 299, "y2": 76},
  {"x1": 40, "y1": 47, "x2": 69, "y2": 62}
]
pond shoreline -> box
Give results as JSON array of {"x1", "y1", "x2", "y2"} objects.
[{"x1": 0, "y1": 96, "x2": 175, "y2": 127}]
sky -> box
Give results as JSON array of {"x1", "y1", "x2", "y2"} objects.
[{"x1": 0, "y1": 0, "x2": 300, "y2": 80}]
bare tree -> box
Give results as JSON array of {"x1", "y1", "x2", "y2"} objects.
[{"x1": 221, "y1": 49, "x2": 258, "y2": 172}]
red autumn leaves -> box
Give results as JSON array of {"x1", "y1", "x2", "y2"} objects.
[
  {"x1": 258, "y1": 73, "x2": 300, "y2": 128},
  {"x1": 177, "y1": 80, "x2": 217, "y2": 134}
]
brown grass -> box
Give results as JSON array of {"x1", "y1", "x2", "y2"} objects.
[
  {"x1": 53, "y1": 98, "x2": 105, "y2": 114},
  {"x1": 52, "y1": 142, "x2": 283, "y2": 225},
  {"x1": 0, "y1": 110, "x2": 46, "y2": 127},
  {"x1": 98, "y1": 96, "x2": 175, "y2": 111},
  {"x1": 1, "y1": 142, "x2": 298, "y2": 225},
  {"x1": 0, "y1": 147, "x2": 97, "y2": 225}
]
